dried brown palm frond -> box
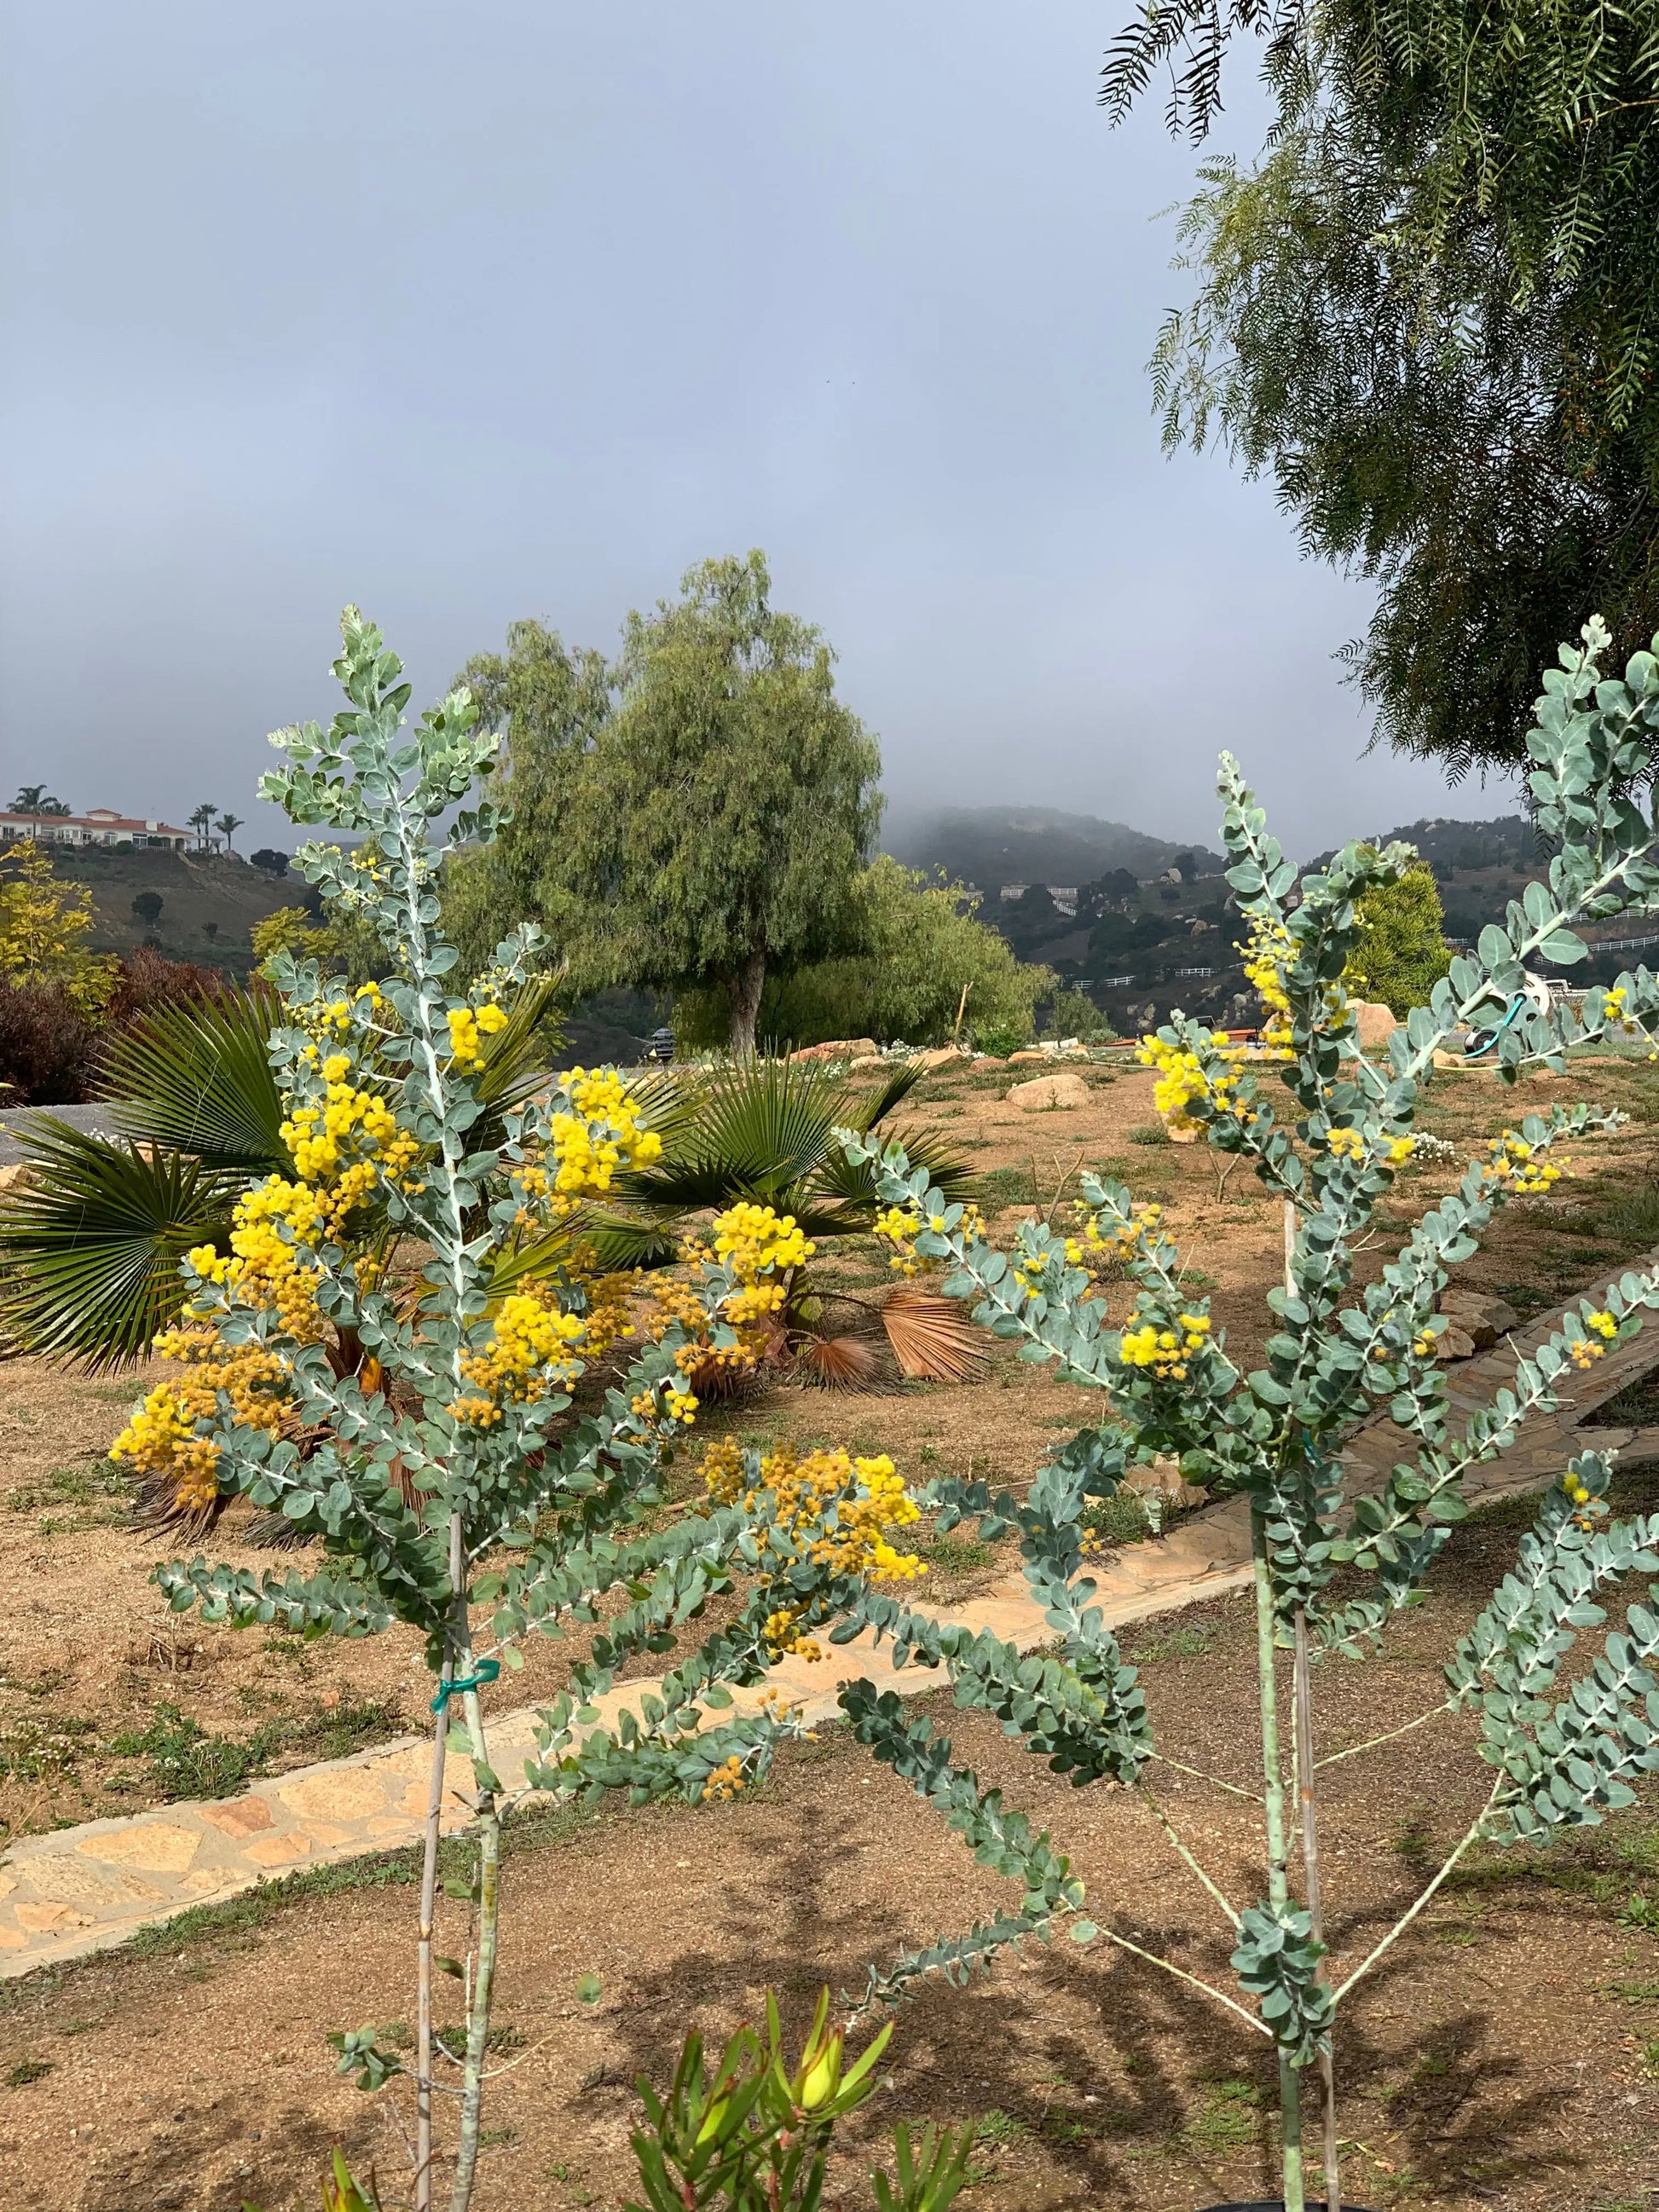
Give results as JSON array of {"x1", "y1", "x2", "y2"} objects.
[
  {"x1": 791, "y1": 1331, "x2": 882, "y2": 1391},
  {"x1": 879, "y1": 1284, "x2": 991, "y2": 1383}
]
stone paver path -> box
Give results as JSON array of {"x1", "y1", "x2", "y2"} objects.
[{"x1": 7, "y1": 1253, "x2": 1659, "y2": 1981}]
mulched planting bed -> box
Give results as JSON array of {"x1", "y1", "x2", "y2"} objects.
[{"x1": 5, "y1": 1474, "x2": 1659, "y2": 2211}]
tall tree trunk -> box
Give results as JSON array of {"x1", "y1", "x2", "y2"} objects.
[{"x1": 725, "y1": 947, "x2": 766, "y2": 1057}]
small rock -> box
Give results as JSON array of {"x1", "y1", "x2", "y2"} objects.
[
  {"x1": 912, "y1": 1046, "x2": 968, "y2": 1070},
  {"x1": 1008, "y1": 1072, "x2": 1089, "y2": 1110},
  {"x1": 1123, "y1": 1458, "x2": 1209, "y2": 1512},
  {"x1": 1438, "y1": 1324, "x2": 1477, "y2": 1360},
  {"x1": 0, "y1": 1162, "x2": 33, "y2": 1196},
  {"x1": 1438, "y1": 1288, "x2": 1520, "y2": 1349},
  {"x1": 1006, "y1": 1049, "x2": 1050, "y2": 1065}
]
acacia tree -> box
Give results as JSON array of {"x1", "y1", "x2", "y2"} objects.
[
  {"x1": 1107, "y1": 0, "x2": 1659, "y2": 773},
  {"x1": 831, "y1": 619, "x2": 1659, "y2": 2212},
  {"x1": 135, "y1": 609, "x2": 923, "y2": 2210}
]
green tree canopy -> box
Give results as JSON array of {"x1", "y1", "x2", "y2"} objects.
[
  {"x1": 1108, "y1": 0, "x2": 1659, "y2": 774},
  {"x1": 678, "y1": 856, "x2": 1051, "y2": 1051},
  {"x1": 442, "y1": 619, "x2": 613, "y2": 983},
  {"x1": 1340, "y1": 857, "x2": 1453, "y2": 1019},
  {"x1": 449, "y1": 554, "x2": 882, "y2": 1052}
]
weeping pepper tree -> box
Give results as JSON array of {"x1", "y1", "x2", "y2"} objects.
[
  {"x1": 141, "y1": 610, "x2": 924, "y2": 2212},
  {"x1": 833, "y1": 618, "x2": 1659, "y2": 2211}
]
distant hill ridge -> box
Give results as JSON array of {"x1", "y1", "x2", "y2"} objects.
[
  {"x1": 882, "y1": 805, "x2": 1224, "y2": 894},
  {"x1": 1306, "y1": 813, "x2": 1538, "y2": 875}
]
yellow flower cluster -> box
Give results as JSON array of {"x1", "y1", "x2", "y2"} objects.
[
  {"x1": 546, "y1": 1069, "x2": 664, "y2": 1196},
  {"x1": 1565, "y1": 1308, "x2": 1618, "y2": 1372},
  {"x1": 188, "y1": 1177, "x2": 336, "y2": 1337},
  {"x1": 451, "y1": 1289, "x2": 586, "y2": 1425},
  {"x1": 1488, "y1": 1130, "x2": 1564, "y2": 1195},
  {"x1": 446, "y1": 1000, "x2": 509, "y2": 1066},
  {"x1": 110, "y1": 1329, "x2": 291, "y2": 1516},
  {"x1": 701, "y1": 1752, "x2": 749, "y2": 1803},
  {"x1": 870, "y1": 1198, "x2": 985, "y2": 1278},
  {"x1": 282, "y1": 1076, "x2": 418, "y2": 1202},
  {"x1": 714, "y1": 1202, "x2": 813, "y2": 1274},
  {"x1": 706, "y1": 1444, "x2": 924, "y2": 1592},
  {"x1": 628, "y1": 1375, "x2": 699, "y2": 1425},
  {"x1": 1119, "y1": 1310, "x2": 1212, "y2": 1381},
  {"x1": 1137, "y1": 1032, "x2": 1260, "y2": 1137},
  {"x1": 762, "y1": 1604, "x2": 823, "y2": 1662}
]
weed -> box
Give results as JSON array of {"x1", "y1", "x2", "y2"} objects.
[
  {"x1": 1602, "y1": 1978, "x2": 1659, "y2": 2004},
  {"x1": 1126, "y1": 1123, "x2": 1170, "y2": 1146},
  {"x1": 972, "y1": 2109, "x2": 1029, "y2": 2147},
  {"x1": 1619, "y1": 1892, "x2": 1659, "y2": 1934},
  {"x1": 0, "y1": 1714, "x2": 95, "y2": 1782},
  {"x1": 6, "y1": 2060, "x2": 54, "y2": 2088},
  {"x1": 1608, "y1": 1182, "x2": 1659, "y2": 1250}
]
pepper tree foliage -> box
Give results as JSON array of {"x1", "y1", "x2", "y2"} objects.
[
  {"x1": 1107, "y1": 0, "x2": 1659, "y2": 773},
  {"x1": 831, "y1": 619, "x2": 1659, "y2": 2079},
  {"x1": 139, "y1": 610, "x2": 923, "y2": 2195}
]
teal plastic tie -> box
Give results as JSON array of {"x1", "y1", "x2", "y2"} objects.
[{"x1": 431, "y1": 1658, "x2": 500, "y2": 1713}]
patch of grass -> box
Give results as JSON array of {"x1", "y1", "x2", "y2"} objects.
[
  {"x1": 974, "y1": 1164, "x2": 1038, "y2": 1211},
  {"x1": 1593, "y1": 1365, "x2": 1659, "y2": 1429},
  {"x1": 1608, "y1": 1182, "x2": 1659, "y2": 1249},
  {"x1": 4, "y1": 1458, "x2": 132, "y2": 1527},
  {"x1": 0, "y1": 1714, "x2": 97, "y2": 1782},
  {"x1": 1084, "y1": 1492, "x2": 1153, "y2": 1548},
  {"x1": 1601, "y1": 1978, "x2": 1659, "y2": 2004},
  {"x1": 104, "y1": 1692, "x2": 402, "y2": 1802},
  {"x1": 922, "y1": 1533, "x2": 995, "y2": 1574},
  {"x1": 1126, "y1": 1623, "x2": 1214, "y2": 1663},
  {"x1": 1618, "y1": 1891, "x2": 1659, "y2": 1934},
  {"x1": 1125, "y1": 1123, "x2": 1171, "y2": 1146},
  {"x1": 1181, "y1": 2078, "x2": 1258, "y2": 2152},
  {"x1": 5, "y1": 2059, "x2": 55, "y2": 2088}
]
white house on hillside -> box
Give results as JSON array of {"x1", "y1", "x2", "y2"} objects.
[{"x1": 0, "y1": 807, "x2": 189, "y2": 851}]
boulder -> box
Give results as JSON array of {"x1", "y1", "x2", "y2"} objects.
[
  {"x1": 790, "y1": 1037, "x2": 878, "y2": 1064},
  {"x1": 1007, "y1": 1049, "x2": 1050, "y2": 1066},
  {"x1": 913, "y1": 1046, "x2": 968, "y2": 1071},
  {"x1": 1008, "y1": 1072, "x2": 1089, "y2": 1110},
  {"x1": 1351, "y1": 999, "x2": 1398, "y2": 1049},
  {"x1": 847, "y1": 1054, "x2": 885, "y2": 1070},
  {"x1": 0, "y1": 1161, "x2": 35, "y2": 1197}
]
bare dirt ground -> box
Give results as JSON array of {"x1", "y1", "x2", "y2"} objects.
[
  {"x1": 5, "y1": 1476, "x2": 1659, "y2": 2212},
  {"x1": 4, "y1": 1048, "x2": 1659, "y2": 2210}
]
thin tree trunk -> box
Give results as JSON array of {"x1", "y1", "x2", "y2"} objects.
[
  {"x1": 1296, "y1": 1607, "x2": 1341, "y2": 2212},
  {"x1": 448, "y1": 1697, "x2": 501, "y2": 2212},
  {"x1": 414, "y1": 1669, "x2": 451, "y2": 2212},
  {"x1": 1253, "y1": 1516, "x2": 1304, "y2": 2212},
  {"x1": 725, "y1": 947, "x2": 766, "y2": 1057}
]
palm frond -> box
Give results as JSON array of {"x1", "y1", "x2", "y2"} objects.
[
  {"x1": 879, "y1": 1284, "x2": 991, "y2": 1383},
  {"x1": 792, "y1": 1332, "x2": 882, "y2": 1391},
  {"x1": 471, "y1": 972, "x2": 567, "y2": 1150},
  {"x1": 847, "y1": 1057, "x2": 923, "y2": 1127},
  {"x1": 0, "y1": 1122, "x2": 242, "y2": 1366},
  {"x1": 97, "y1": 987, "x2": 286, "y2": 1172}
]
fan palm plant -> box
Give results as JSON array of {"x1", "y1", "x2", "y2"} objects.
[
  {"x1": 584, "y1": 1056, "x2": 984, "y2": 1386},
  {"x1": 0, "y1": 977, "x2": 563, "y2": 1368}
]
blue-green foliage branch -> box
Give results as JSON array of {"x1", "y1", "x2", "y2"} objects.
[
  {"x1": 824, "y1": 623, "x2": 1659, "y2": 2192},
  {"x1": 137, "y1": 609, "x2": 916, "y2": 2210}
]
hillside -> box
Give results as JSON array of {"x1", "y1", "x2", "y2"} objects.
[
  {"x1": 882, "y1": 805, "x2": 1224, "y2": 898},
  {"x1": 45, "y1": 845, "x2": 299, "y2": 976}
]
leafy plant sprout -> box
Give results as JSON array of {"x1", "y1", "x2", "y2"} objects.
[
  {"x1": 135, "y1": 609, "x2": 926, "y2": 2212},
  {"x1": 835, "y1": 619, "x2": 1659, "y2": 2212}
]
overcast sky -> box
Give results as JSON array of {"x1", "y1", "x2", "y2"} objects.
[{"x1": 1, "y1": 2, "x2": 1524, "y2": 863}]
